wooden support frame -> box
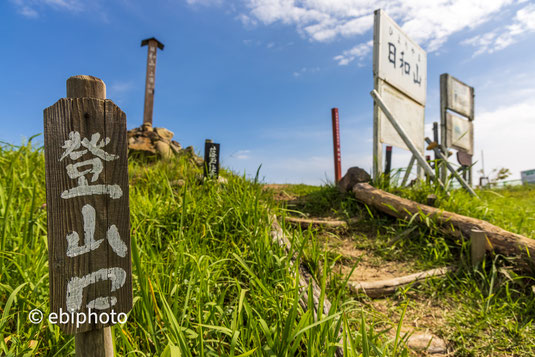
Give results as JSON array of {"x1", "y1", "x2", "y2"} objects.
[
  {"x1": 424, "y1": 137, "x2": 477, "y2": 197},
  {"x1": 371, "y1": 90, "x2": 445, "y2": 189}
]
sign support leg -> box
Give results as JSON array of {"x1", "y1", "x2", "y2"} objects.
[
  {"x1": 370, "y1": 90, "x2": 445, "y2": 190},
  {"x1": 401, "y1": 155, "x2": 415, "y2": 186},
  {"x1": 425, "y1": 137, "x2": 478, "y2": 197}
]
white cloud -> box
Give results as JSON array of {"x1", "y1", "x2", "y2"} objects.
[
  {"x1": 333, "y1": 40, "x2": 372, "y2": 65},
  {"x1": 462, "y1": 3, "x2": 535, "y2": 56},
  {"x1": 233, "y1": 150, "x2": 251, "y2": 160},
  {"x1": 236, "y1": 0, "x2": 521, "y2": 65},
  {"x1": 10, "y1": 0, "x2": 88, "y2": 17},
  {"x1": 292, "y1": 66, "x2": 320, "y2": 77},
  {"x1": 474, "y1": 97, "x2": 535, "y2": 180}
]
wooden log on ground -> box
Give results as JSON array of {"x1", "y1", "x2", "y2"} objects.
[
  {"x1": 271, "y1": 217, "x2": 344, "y2": 357},
  {"x1": 352, "y1": 183, "x2": 535, "y2": 267},
  {"x1": 283, "y1": 216, "x2": 354, "y2": 229},
  {"x1": 348, "y1": 266, "x2": 456, "y2": 298}
]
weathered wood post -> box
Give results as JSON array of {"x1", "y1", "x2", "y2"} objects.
[
  {"x1": 141, "y1": 37, "x2": 164, "y2": 128},
  {"x1": 204, "y1": 139, "x2": 220, "y2": 179},
  {"x1": 331, "y1": 108, "x2": 342, "y2": 183},
  {"x1": 44, "y1": 75, "x2": 132, "y2": 356},
  {"x1": 470, "y1": 229, "x2": 487, "y2": 266}
]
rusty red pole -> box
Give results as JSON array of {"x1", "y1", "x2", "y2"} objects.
[
  {"x1": 385, "y1": 146, "x2": 393, "y2": 175},
  {"x1": 141, "y1": 37, "x2": 164, "y2": 127},
  {"x1": 331, "y1": 108, "x2": 342, "y2": 183}
]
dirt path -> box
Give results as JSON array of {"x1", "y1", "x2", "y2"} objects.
[{"x1": 266, "y1": 184, "x2": 451, "y2": 355}]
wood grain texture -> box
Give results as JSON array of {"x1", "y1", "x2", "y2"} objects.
[
  {"x1": 44, "y1": 97, "x2": 131, "y2": 334},
  {"x1": 348, "y1": 266, "x2": 456, "y2": 298},
  {"x1": 352, "y1": 183, "x2": 535, "y2": 268},
  {"x1": 283, "y1": 216, "x2": 354, "y2": 229},
  {"x1": 471, "y1": 230, "x2": 487, "y2": 266},
  {"x1": 75, "y1": 327, "x2": 114, "y2": 356},
  {"x1": 66, "y1": 75, "x2": 106, "y2": 100}
]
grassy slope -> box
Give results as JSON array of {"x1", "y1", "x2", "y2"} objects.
[{"x1": 0, "y1": 140, "x2": 406, "y2": 356}]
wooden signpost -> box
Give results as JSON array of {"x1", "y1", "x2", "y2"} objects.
[
  {"x1": 331, "y1": 108, "x2": 342, "y2": 183},
  {"x1": 141, "y1": 37, "x2": 165, "y2": 127},
  {"x1": 204, "y1": 139, "x2": 220, "y2": 179},
  {"x1": 44, "y1": 75, "x2": 132, "y2": 356}
]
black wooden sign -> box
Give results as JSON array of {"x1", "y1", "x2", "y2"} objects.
[{"x1": 204, "y1": 140, "x2": 220, "y2": 179}]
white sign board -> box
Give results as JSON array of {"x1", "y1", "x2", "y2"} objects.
[
  {"x1": 446, "y1": 112, "x2": 473, "y2": 154},
  {"x1": 379, "y1": 81, "x2": 425, "y2": 153},
  {"x1": 373, "y1": 9, "x2": 427, "y2": 106},
  {"x1": 446, "y1": 75, "x2": 473, "y2": 119},
  {"x1": 521, "y1": 169, "x2": 535, "y2": 184}
]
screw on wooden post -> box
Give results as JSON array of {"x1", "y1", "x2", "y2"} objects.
[
  {"x1": 141, "y1": 37, "x2": 164, "y2": 127},
  {"x1": 470, "y1": 229, "x2": 487, "y2": 266},
  {"x1": 44, "y1": 75, "x2": 132, "y2": 357}
]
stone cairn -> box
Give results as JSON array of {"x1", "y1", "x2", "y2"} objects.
[{"x1": 127, "y1": 123, "x2": 203, "y2": 166}]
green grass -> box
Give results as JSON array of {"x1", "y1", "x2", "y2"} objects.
[
  {"x1": 0, "y1": 139, "x2": 408, "y2": 356},
  {"x1": 385, "y1": 176, "x2": 535, "y2": 239},
  {"x1": 278, "y1": 177, "x2": 535, "y2": 355}
]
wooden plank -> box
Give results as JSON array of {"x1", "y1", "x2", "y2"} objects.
[
  {"x1": 470, "y1": 229, "x2": 487, "y2": 266},
  {"x1": 348, "y1": 266, "x2": 456, "y2": 298},
  {"x1": 284, "y1": 216, "x2": 355, "y2": 229},
  {"x1": 44, "y1": 76, "x2": 131, "y2": 335}
]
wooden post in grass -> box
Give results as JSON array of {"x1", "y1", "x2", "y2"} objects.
[
  {"x1": 470, "y1": 229, "x2": 487, "y2": 266},
  {"x1": 44, "y1": 75, "x2": 132, "y2": 356}
]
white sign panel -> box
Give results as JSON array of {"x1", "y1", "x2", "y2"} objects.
[
  {"x1": 447, "y1": 75, "x2": 473, "y2": 119},
  {"x1": 521, "y1": 169, "x2": 535, "y2": 184},
  {"x1": 446, "y1": 112, "x2": 473, "y2": 155},
  {"x1": 379, "y1": 81, "x2": 425, "y2": 153},
  {"x1": 373, "y1": 9, "x2": 427, "y2": 105}
]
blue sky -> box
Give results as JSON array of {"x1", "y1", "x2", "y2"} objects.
[{"x1": 2, "y1": 0, "x2": 535, "y2": 184}]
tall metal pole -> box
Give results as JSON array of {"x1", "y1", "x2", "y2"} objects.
[
  {"x1": 141, "y1": 37, "x2": 164, "y2": 127},
  {"x1": 331, "y1": 108, "x2": 342, "y2": 183}
]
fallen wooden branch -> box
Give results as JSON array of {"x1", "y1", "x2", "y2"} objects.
[
  {"x1": 270, "y1": 217, "x2": 344, "y2": 357},
  {"x1": 352, "y1": 182, "x2": 535, "y2": 268},
  {"x1": 283, "y1": 216, "x2": 355, "y2": 229},
  {"x1": 348, "y1": 266, "x2": 456, "y2": 298}
]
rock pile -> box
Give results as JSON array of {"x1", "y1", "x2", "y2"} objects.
[{"x1": 127, "y1": 123, "x2": 203, "y2": 166}]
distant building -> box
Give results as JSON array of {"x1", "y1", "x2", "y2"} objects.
[{"x1": 520, "y1": 169, "x2": 535, "y2": 184}]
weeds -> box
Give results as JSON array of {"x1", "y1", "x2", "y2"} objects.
[{"x1": 0, "y1": 140, "x2": 406, "y2": 356}]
